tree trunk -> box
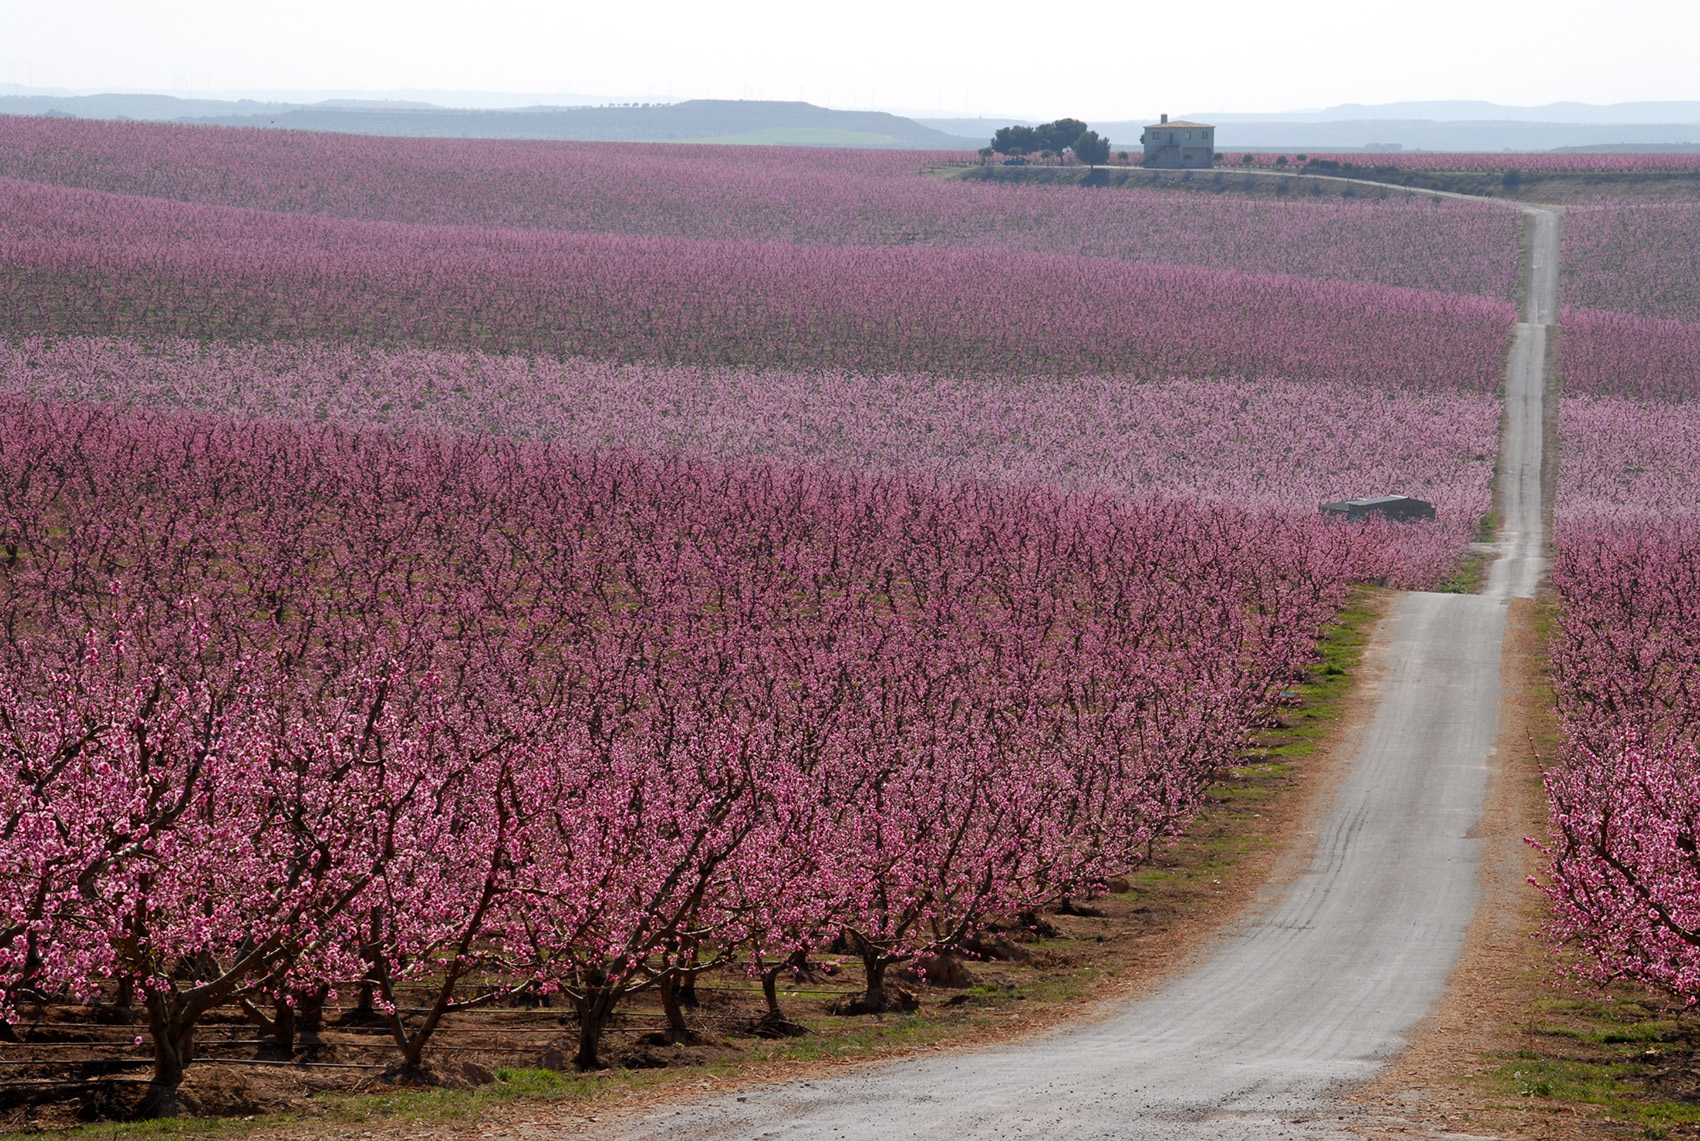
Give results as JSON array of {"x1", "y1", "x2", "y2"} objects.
[
  {"x1": 830, "y1": 939, "x2": 916, "y2": 1015},
  {"x1": 657, "y1": 971, "x2": 693, "y2": 1042},
  {"x1": 137, "y1": 1080, "x2": 182, "y2": 1121},
  {"x1": 373, "y1": 959, "x2": 460, "y2": 1075},
  {"x1": 572, "y1": 985, "x2": 620, "y2": 1071},
  {"x1": 297, "y1": 984, "x2": 328, "y2": 1051},
  {"x1": 139, "y1": 991, "x2": 195, "y2": 1119},
  {"x1": 265, "y1": 996, "x2": 297, "y2": 1055},
  {"x1": 752, "y1": 951, "x2": 810, "y2": 1037},
  {"x1": 239, "y1": 989, "x2": 299, "y2": 1055},
  {"x1": 860, "y1": 948, "x2": 888, "y2": 999},
  {"x1": 385, "y1": 1007, "x2": 430, "y2": 1071}
]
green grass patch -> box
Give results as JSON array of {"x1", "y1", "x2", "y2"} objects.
[
  {"x1": 44, "y1": 1116, "x2": 301, "y2": 1141},
  {"x1": 1436, "y1": 553, "x2": 1489, "y2": 594},
  {"x1": 1436, "y1": 512, "x2": 1499, "y2": 594},
  {"x1": 307, "y1": 1066, "x2": 667, "y2": 1122},
  {"x1": 1255, "y1": 586, "x2": 1383, "y2": 758},
  {"x1": 42, "y1": 1069, "x2": 665, "y2": 1141},
  {"x1": 1489, "y1": 995, "x2": 1700, "y2": 1138}
]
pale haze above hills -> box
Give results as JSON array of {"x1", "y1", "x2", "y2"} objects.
[{"x1": 4, "y1": 89, "x2": 1700, "y2": 153}]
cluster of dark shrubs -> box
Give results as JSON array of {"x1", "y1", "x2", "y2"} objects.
[{"x1": 981, "y1": 118, "x2": 1111, "y2": 165}]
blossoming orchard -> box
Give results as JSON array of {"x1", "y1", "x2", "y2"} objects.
[{"x1": 0, "y1": 114, "x2": 1695, "y2": 1119}]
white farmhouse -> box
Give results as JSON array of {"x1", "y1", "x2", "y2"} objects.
[{"x1": 1140, "y1": 114, "x2": 1215, "y2": 169}]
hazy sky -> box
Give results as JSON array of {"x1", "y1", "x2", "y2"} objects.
[{"x1": 3, "y1": 0, "x2": 1697, "y2": 117}]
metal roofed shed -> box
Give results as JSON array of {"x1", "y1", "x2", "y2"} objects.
[{"x1": 1319, "y1": 495, "x2": 1437, "y2": 523}]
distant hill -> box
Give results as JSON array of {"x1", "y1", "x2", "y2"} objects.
[
  {"x1": 0, "y1": 93, "x2": 983, "y2": 150},
  {"x1": 13, "y1": 92, "x2": 1700, "y2": 153},
  {"x1": 1197, "y1": 100, "x2": 1700, "y2": 125},
  {"x1": 0, "y1": 92, "x2": 309, "y2": 120},
  {"x1": 1190, "y1": 120, "x2": 1700, "y2": 153},
  {"x1": 915, "y1": 117, "x2": 1035, "y2": 142}
]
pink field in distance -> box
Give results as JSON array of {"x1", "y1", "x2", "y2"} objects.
[
  {"x1": 0, "y1": 177, "x2": 1517, "y2": 389},
  {"x1": 1554, "y1": 204, "x2": 1700, "y2": 399},
  {"x1": 1556, "y1": 393, "x2": 1700, "y2": 526},
  {"x1": 0, "y1": 335, "x2": 1500, "y2": 590},
  {"x1": 0, "y1": 117, "x2": 1522, "y2": 298},
  {"x1": 1562, "y1": 201, "x2": 1700, "y2": 323},
  {"x1": 1556, "y1": 308, "x2": 1700, "y2": 401}
]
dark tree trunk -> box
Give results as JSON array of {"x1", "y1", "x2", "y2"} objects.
[
  {"x1": 571, "y1": 985, "x2": 621, "y2": 1071},
  {"x1": 752, "y1": 951, "x2": 810, "y2": 1037},
  {"x1": 657, "y1": 971, "x2": 695, "y2": 1043},
  {"x1": 371, "y1": 954, "x2": 468, "y2": 1075},
  {"x1": 137, "y1": 1080, "x2": 182, "y2": 1121},
  {"x1": 241, "y1": 984, "x2": 326, "y2": 1056},
  {"x1": 385, "y1": 1002, "x2": 441, "y2": 1071},
  {"x1": 262, "y1": 996, "x2": 297, "y2": 1055},
  {"x1": 831, "y1": 939, "x2": 916, "y2": 1016},
  {"x1": 94, "y1": 974, "x2": 136, "y2": 1026},
  {"x1": 860, "y1": 947, "x2": 888, "y2": 999},
  {"x1": 297, "y1": 984, "x2": 328, "y2": 1051},
  {"x1": 139, "y1": 991, "x2": 195, "y2": 1119}
]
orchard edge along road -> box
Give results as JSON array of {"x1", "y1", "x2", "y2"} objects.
[{"x1": 612, "y1": 193, "x2": 1560, "y2": 1141}]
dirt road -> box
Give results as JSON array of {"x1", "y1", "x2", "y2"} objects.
[{"x1": 615, "y1": 204, "x2": 1561, "y2": 1141}]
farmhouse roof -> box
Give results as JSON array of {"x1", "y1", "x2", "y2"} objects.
[
  {"x1": 1337, "y1": 496, "x2": 1416, "y2": 508},
  {"x1": 1318, "y1": 494, "x2": 1437, "y2": 523},
  {"x1": 1145, "y1": 119, "x2": 1213, "y2": 129}
]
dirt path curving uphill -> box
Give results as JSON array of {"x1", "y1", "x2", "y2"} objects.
[{"x1": 607, "y1": 202, "x2": 1562, "y2": 1141}]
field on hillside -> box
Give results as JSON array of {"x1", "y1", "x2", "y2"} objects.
[
  {"x1": 0, "y1": 118, "x2": 1523, "y2": 296},
  {"x1": 0, "y1": 179, "x2": 1516, "y2": 384},
  {"x1": 1550, "y1": 200, "x2": 1700, "y2": 403},
  {"x1": 0, "y1": 119, "x2": 1513, "y2": 1122}
]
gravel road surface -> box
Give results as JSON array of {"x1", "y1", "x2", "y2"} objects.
[{"x1": 617, "y1": 203, "x2": 1559, "y2": 1141}]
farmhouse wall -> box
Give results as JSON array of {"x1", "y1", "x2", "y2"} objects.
[{"x1": 1141, "y1": 118, "x2": 1215, "y2": 169}]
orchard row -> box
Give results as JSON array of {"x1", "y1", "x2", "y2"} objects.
[
  {"x1": 0, "y1": 178, "x2": 1515, "y2": 388},
  {"x1": 1539, "y1": 389, "x2": 1700, "y2": 1004},
  {"x1": 0, "y1": 336, "x2": 1499, "y2": 589},
  {"x1": 0, "y1": 398, "x2": 1374, "y2": 1104}
]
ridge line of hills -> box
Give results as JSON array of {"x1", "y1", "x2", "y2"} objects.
[
  {"x1": 4, "y1": 92, "x2": 1700, "y2": 152},
  {"x1": 0, "y1": 95, "x2": 985, "y2": 150}
]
